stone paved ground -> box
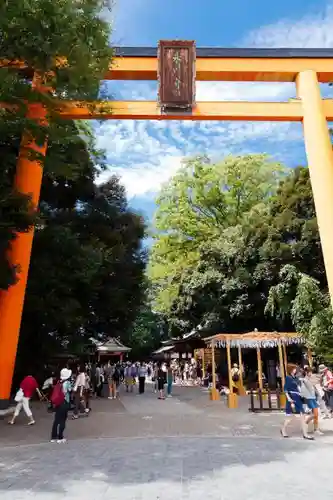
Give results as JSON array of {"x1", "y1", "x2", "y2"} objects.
[{"x1": 1, "y1": 385, "x2": 333, "y2": 499}]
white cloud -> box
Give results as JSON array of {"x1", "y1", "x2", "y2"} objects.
[
  {"x1": 95, "y1": 2, "x2": 333, "y2": 201},
  {"x1": 244, "y1": 4, "x2": 333, "y2": 48}
]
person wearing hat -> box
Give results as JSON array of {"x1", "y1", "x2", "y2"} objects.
[
  {"x1": 319, "y1": 364, "x2": 333, "y2": 415},
  {"x1": 51, "y1": 368, "x2": 72, "y2": 443}
]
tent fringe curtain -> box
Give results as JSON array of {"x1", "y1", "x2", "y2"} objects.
[{"x1": 205, "y1": 332, "x2": 304, "y2": 349}]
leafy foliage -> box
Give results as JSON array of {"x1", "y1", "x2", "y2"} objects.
[
  {"x1": 266, "y1": 264, "x2": 333, "y2": 363},
  {"x1": 126, "y1": 305, "x2": 167, "y2": 360},
  {"x1": 0, "y1": 2, "x2": 148, "y2": 378},
  {"x1": 0, "y1": 0, "x2": 114, "y2": 290},
  {"x1": 149, "y1": 160, "x2": 327, "y2": 346},
  {"x1": 149, "y1": 154, "x2": 285, "y2": 329},
  {"x1": 14, "y1": 127, "x2": 146, "y2": 379}
]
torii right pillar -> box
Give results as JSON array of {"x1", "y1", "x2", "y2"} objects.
[{"x1": 296, "y1": 70, "x2": 333, "y2": 309}]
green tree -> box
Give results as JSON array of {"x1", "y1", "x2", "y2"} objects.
[
  {"x1": 265, "y1": 264, "x2": 333, "y2": 363},
  {"x1": 150, "y1": 163, "x2": 326, "y2": 338},
  {"x1": 149, "y1": 154, "x2": 285, "y2": 324},
  {"x1": 14, "y1": 127, "x2": 146, "y2": 379},
  {"x1": 127, "y1": 306, "x2": 167, "y2": 360},
  {"x1": 0, "y1": 0, "x2": 113, "y2": 289}
]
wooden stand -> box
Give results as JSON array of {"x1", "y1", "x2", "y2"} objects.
[
  {"x1": 227, "y1": 392, "x2": 238, "y2": 408},
  {"x1": 226, "y1": 340, "x2": 238, "y2": 408},
  {"x1": 210, "y1": 388, "x2": 220, "y2": 401}
]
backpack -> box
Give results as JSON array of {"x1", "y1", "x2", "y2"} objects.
[{"x1": 51, "y1": 382, "x2": 65, "y2": 407}]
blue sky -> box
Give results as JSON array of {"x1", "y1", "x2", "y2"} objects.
[{"x1": 95, "y1": 0, "x2": 333, "y2": 219}]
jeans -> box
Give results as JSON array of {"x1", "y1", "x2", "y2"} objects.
[
  {"x1": 167, "y1": 381, "x2": 172, "y2": 396},
  {"x1": 51, "y1": 402, "x2": 69, "y2": 440}
]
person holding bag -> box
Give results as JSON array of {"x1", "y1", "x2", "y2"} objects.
[{"x1": 9, "y1": 375, "x2": 42, "y2": 426}]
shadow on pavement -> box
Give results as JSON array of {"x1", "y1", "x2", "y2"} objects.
[{"x1": 0, "y1": 434, "x2": 326, "y2": 496}]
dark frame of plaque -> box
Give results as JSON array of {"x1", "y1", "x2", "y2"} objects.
[{"x1": 158, "y1": 40, "x2": 196, "y2": 112}]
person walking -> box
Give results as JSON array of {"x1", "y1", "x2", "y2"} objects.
[
  {"x1": 138, "y1": 362, "x2": 147, "y2": 394},
  {"x1": 72, "y1": 364, "x2": 86, "y2": 419},
  {"x1": 157, "y1": 363, "x2": 165, "y2": 400},
  {"x1": 319, "y1": 364, "x2": 333, "y2": 415},
  {"x1": 110, "y1": 364, "x2": 121, "y2": 399},
  {"x1": 301, "y1": 367, "x2": 324, "y2": 436},
  {"x1": 9, "y1": 374, "x2": 42, "y2": 425},
  {"x1": 50, "y1": 368, "x2": 72, "y2": 443},
  {"x1": 166, "y1": 363, "x2": 173, "y2": 397},
  {"x1": 281, "y1": 364, "x2": 313, "y2": 440}
]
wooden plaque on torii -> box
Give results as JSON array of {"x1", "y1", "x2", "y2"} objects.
[{"x1": 158, "y1": 40, "x2": 196, "y2": 111}]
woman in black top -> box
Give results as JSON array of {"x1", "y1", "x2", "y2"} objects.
[{"x1": 157, "y1": 364, "x2": 165, "y2": 400}]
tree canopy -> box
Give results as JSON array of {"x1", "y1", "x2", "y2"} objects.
[
  {"x1": 0, "y1": 1, "x2": 148, "y2": 378},
  {"x1": 0, "y1": 0, "x2": 114, "y2": 289},
  {"x1": 149, "y1": 157, "x2": 328, "y2": 345}
]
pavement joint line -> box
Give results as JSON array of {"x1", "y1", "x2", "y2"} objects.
[{"x1": 1, "y1": 433, "x2": 333, "y2": 452}]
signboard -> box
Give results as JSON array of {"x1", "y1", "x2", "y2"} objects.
[{"x1": 158, "y1": 40, "x2": 196, "y2": 110}]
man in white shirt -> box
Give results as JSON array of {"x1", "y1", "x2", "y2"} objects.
[{"x1": 73, "y1": 365, "x2": 86, "y2": 419}]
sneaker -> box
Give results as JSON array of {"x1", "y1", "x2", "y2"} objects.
[
  {"x1": 108, "y1": 397, "x2": 114, "y2": 400},
  {"x1": 28, "y1": 420, "x2": 35, "y2": 426},
  {"x1": 315, "y1": 429, "x2": 324, "y2": 436},
  {"x1": 57, "y1": 439, "x2": 67, "y2": 443},
  {"x1": 50, "y1": 440, "x2": 56, "y2": 443}
]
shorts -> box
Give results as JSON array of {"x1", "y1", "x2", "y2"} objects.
[{"x1": 306, "y1": 398, "x2": 319, "y2": 410}]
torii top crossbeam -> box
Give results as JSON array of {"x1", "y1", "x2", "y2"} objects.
[{"x1": 106, "y1": 47, "x2": 333, "y2": 82}]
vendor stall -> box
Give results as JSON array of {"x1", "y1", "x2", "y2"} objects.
[{"x1": 204, "y1": 330, "x2": 304, "y2": 408}]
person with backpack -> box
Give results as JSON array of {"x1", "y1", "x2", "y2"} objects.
[{"x1": 50, "y1": 368, "x2": 72, "y2": 443}]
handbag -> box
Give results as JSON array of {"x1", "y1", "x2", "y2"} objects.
[{"x1": 14, "y1": 388, "x2": 24, "y2": 403}]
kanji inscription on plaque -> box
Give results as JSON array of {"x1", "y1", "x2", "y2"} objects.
[{"x1": 158, "y1": 40, "x2": 196, "y2": 110}]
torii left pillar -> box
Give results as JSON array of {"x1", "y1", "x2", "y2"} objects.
[{"x1": 0, "y1": 75, "x2": 48, "y2": 409}]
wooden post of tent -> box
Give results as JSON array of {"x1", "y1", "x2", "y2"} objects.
[
  {"x1": 210, "y1": 341, "x2": 219, "y2": 401},
  {"x1": 282, "y1": 344, "x2": 288, "y2": 373},
  {"x1": 237, "y1": 345, "x2": 246, "y2": 396},
  {"x1": 226, "y1": 340, "x2": 238, "y2": 408},
  {"x1": 256, "y1": 347, "x2": 263, "y2": 390},
  {"x1": 277, "y1": 342, "x2": 286, "y2": 407},
  {"x1": 307, "y1": 348, "x2": 313, "y2": 368}
]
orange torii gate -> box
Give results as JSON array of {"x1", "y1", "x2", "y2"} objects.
[{"x1": 1, "y1": 43, "x2": 333, "y2": 408}]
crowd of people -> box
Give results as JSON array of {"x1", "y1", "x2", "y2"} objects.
[
  {"x1": 9, "y1": 356, "x2": 333, "y2": 443},
  {"x1": 8, "y1": 358, "x2": 202, "y2": 443}
]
